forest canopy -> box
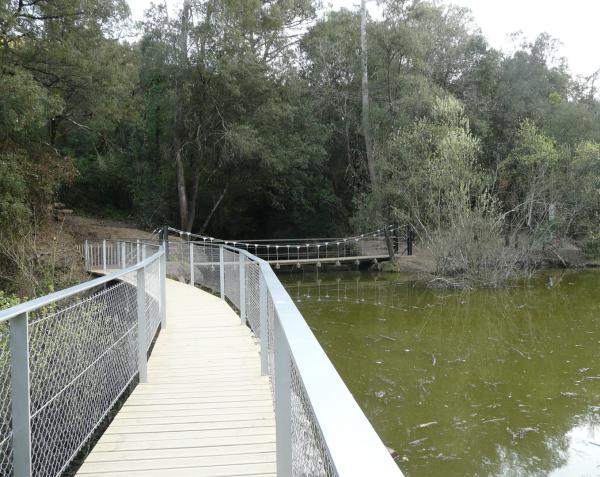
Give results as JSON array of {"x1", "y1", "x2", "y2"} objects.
[{"x1": 2, "y1": 0, "x2": 600, "y2": 289}]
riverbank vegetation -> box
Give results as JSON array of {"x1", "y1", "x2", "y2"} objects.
[{"x1": 2, "y1": 0, "x2": 600, "y2": 291}]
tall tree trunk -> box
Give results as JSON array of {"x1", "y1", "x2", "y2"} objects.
[
  {"x1": 360, "y1": 0, "x2": 395, "y2": 259},
  {"x1": 175, "y1": 147, "x2": 189, "y2": 229},
  {"x1": 360, "y1": 0, "x2": 376, "y2": 188},
  {"x1": 174, "y1": 1, "x2": 192, "y2": 231},
  {"x1": 186, "y1": 167, "x2": 201, "y2": 232}
]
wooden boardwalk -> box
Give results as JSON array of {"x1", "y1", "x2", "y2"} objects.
[
  {"x1": 269, "y1": 254, "x2": 390, "y2": 266},
  {"x1": 76, "y1": 278, "x2": 276, "y2": 476}
]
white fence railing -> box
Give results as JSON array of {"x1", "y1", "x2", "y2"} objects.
[
  {"x1": 0, "y1": 243, "x2": 165, "y2": 477},
  {"x1": 0, "y1": 237, "x2": 402, "y2": 476},
  {"x1": 163, "y1": 240, "x2": 403, "y2": 476},
  {"x1": 165, "y1": 225, "x2": 408, "y2": 262}
]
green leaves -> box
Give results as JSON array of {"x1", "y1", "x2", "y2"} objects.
[{"x1": 0, "y1": 69, "x2": 63, "y2": 136}]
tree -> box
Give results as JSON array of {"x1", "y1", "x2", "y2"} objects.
[{"x1": 139, "y1": 0, "x2": 317, "y2": 232}]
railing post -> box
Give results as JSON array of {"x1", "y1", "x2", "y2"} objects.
[
  {"x1": 259, "y1": 272, "x2": 268, "y2": 375},
  {"x1": 84, "y1": 239, "x2": 89, "y2": 270},
  {"x1": 162, "y1": 225, "x2": 169, "y2": 261},
  {"x1": 160, "y1": 248, "x2": 167, "y2": 329},
  {"x1": 10, "y1": 313, "x2": 32, "y2": 477},
  {"x1": 219, "y1": 246, "x2": 225, "y2": 300},
  {"x1": 142, "y1": 243, "x2": 146, "y2": 261},
  {"x1": 121, "y1": 241, "x2": 126, "y2": 269},
  {"x1": 136, "y1": 266, "x2": 148, "y2": 383},
  {"x1": 136, "y1": 239, "x2": 140, "y2": 263},
  {"x1": 274, "y1": 316, "x2": 292, "y2": 476},
  {"x1": 102, "y1": 239, "x2": 107, "y2": 272},
  {"x1": 239, "y1": 253, "x2": 246, "y2": 325},
  {"x1": 189, "y1": 242, "x2": 195, "y2": 286}
]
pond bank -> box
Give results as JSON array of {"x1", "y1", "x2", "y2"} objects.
[{"x1": 385, "y1": 242, "x2": 600, "y2": 286}]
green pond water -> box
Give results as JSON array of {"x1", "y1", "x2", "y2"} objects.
[{"x1": 279, "y1": 269, "x2": 600, "y2": 477}]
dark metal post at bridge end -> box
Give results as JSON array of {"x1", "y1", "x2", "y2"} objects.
[{"x1": 406, "y1": 225, "x2": 413, "y2": 256}]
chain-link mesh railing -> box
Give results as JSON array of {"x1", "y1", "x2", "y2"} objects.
[
  {"x1": 28, "y1": 281, "x2": 138, "y2": 477},
  {"x1": 164, "y1": 241, "x2": 189, "y2": 282},
  {"x1": 165, "y1": 224, "x2": 408, "y2": 263},
  {"x1": 245, "y1": 260, "x2": 261, "y2": 337},
  {"x1": 0, "y1": 241, "x2": 165, "y2": 477},
  {"x1": 171, "y1": 240, "x2": 402, "y2": 476},
  {"x1": 267, "y1": 290, "x2": 275, "y2": 382},
  {"x1": 223, "y1": 248, "x2": 240, "y2": 310},
  {"x1": 0, "y1": 328, "x2": 12, "y2": 476},
  {"x1": 290, "y1": 362, "x2": 337, "y2": 476},
  {"x1": 191, "y1": 243, "x2": 221, "y2": 294},
  {"x1": 144, "y1": 259, "x2": 161, "y2": 350}
]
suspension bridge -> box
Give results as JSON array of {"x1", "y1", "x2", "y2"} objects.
[
  {"x1": 162, "y1": 225, "x2": 412, "y2": 269},
  {"x1": 0, "y1": 228, "x2": 407, "y2": 477}
]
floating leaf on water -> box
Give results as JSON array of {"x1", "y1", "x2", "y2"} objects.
[
  {"x1": 408, "y1": 437, "x2": 428, "y2": 446},
  {"x1": 417, "y1": 421, "x2": 438, "y2": 429},
  {"x1": 482, "y1": 417, "x2": 506, "y2": 424},
  {"x1": 380, "y1": 334, "x2": 396, "y2": 341}
]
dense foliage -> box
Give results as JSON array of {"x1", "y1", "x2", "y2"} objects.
[{"x1": 2, "y1": 0, "x2": 600, "y2": 289}]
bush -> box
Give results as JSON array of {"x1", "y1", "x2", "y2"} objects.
[
  {"x1": 0, "y1": 290, "x2": 23, "y2": 311},
  {"x1": 427, "y1": 189, "x2": 527, "y2": 287}
]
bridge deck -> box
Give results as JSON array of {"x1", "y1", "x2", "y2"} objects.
[
  {"x1": 268, "y1": 254, "x2": 391, "y2": 265},
  {"x1": 76, "y1": 278, "x2": 276, "y2": 476}
]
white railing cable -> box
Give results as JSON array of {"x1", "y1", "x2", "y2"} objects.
[{"x1": 165, "y1": 225, "x2": 406, "y2": 262}]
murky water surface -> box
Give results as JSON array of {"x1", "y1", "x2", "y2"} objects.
[{"x1": 279, "y1": 270, "x2": 600, "y2": 477}]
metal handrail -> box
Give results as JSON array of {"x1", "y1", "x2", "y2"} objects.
[
  {"x1": 1, "y1": 236, "x2": 402, "y2": 476},
  {"x1": 182, "y1": 240, "x2": 403, "y2": 476},
  {"x1": 0, "y1": 253, "x2": 161, "y2": 323},
  {"x1": 0, "y1": 243, "x2": 166, "y2": 477},
  {"x1": 255, "y1": 254, "x2": 402, "y2": 475},
  {"x1": 167, "y1": 225, "x2": 404, "y2": 250}
]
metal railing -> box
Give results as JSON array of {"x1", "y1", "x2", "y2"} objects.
[
  {"x1": 0, "y1": 243, "x2": 166, "y2": 477},
  {"x1": 0, "y1": 236, "x2": 402, "y2": 476},
  {"x1": 164, "y1": 240, "x2": 403, "y2": 476},
  {"x1": 165, "y1": 225, "x2": 409, "y2": 262}
]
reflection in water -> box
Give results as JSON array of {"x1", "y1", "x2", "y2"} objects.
[{"x1": 279, "y1": 270, "x2": 600, "y2": 477}]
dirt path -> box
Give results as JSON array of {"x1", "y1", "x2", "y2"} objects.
[{"x1": 63, "y1": 215, "x2": 156, "y2": 242}]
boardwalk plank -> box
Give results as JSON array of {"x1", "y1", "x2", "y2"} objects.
[{"x1": 76, "y1": 278, "x2": 276, "y2": 476}]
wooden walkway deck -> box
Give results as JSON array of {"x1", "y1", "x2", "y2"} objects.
[
  {"x1": 268, "y1": 254, "x2": 390, "y2": 266},
  {"x1": 76, "y1": 278, "x2": 276, "y2": 476}
]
